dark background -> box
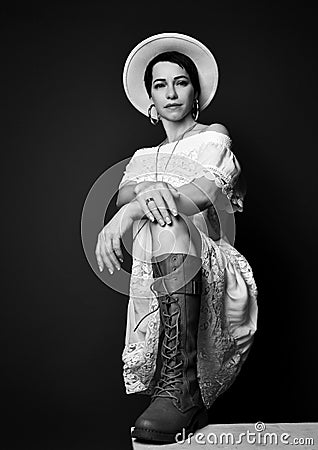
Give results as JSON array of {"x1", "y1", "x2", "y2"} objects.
[{"x1": 2, "y1": 2, "x2": 317, "y2": 449}]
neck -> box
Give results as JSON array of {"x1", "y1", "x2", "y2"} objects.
[{"x1": 161, "y1": 117, "x2": 197, "y2": 143}]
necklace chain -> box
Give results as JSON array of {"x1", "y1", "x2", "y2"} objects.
[
  {"x1": 133, "y1": 122, "x2": 197, "y2": 244},
  {"x1": 155, "y1": 122, "x2": 197, "y2": 181}
]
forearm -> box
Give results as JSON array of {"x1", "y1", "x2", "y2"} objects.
[
  {"x1": 117, "y1": 181, "x2": 156, "y2": 209},
  {"x1": 121, "y1": 177, "x2": 219, "y2": 218},
  {"x1": 174, "y1": 177, "x2": 219, "y2": 216},
  {"x1": 127, "y1": 199, "x2": 148, "y2": 221},
  {"x1": 116, "y1": 183, "x2": 137, "y2": 208}
]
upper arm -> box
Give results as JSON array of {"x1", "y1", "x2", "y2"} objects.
[{"x1": 207, "y1": 123, "x2": 230, "y2": 136}]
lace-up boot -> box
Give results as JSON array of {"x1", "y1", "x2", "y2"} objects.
[{"x1": 131, "y1": 253, "x2": 208, "y2": 443}]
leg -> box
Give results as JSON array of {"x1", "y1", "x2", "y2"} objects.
[
  {"x1": 149, "y1": 213, "x2": 202, "y2": 259},
  {"x1": 132, "y1": 215, "x2": 208, "y2": 443}
]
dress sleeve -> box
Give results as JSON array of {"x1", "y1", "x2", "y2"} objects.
[
  {"x1": 196, "y1": 131, "x2": 245, "y2": 213},
  {"x1": 118, "y1": 150, "x2": 146, "y2": 189}
]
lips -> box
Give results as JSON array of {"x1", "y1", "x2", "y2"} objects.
[{"x1": 165, "y1": 103, "x2": 182, "y2": 108}]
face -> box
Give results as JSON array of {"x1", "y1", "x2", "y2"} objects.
[{"x1": 150, "y1": 61, "x2": 196, "y2": 122}]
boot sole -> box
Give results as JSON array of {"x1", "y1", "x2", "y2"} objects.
[{"x1": 131, "y1": 408, "x2": 209, "y2": 444}]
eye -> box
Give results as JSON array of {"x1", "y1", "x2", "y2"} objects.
[
  {"x1": 176, "y1": 80, "x2": 188, "y2": 86},
  {"x1": 153, "y1": 82, "x2": 165, "y2": 89}
]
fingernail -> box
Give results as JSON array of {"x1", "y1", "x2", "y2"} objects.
[
  {"x1": 165, "y1": 216, "x2": 171, "y2": 224},
  {"x1": 99, "y1": 266, "x2": 103, "y2": 272},
  {"x1": 150, "y1": 215, "x2": 155, "y2": 222},
  {"x1": 172, "y1": 209, "x2": 178, "y2": 216},
  {"x1": 159, "y1": 219, "x2": 165, "y2": 226},
  {"x1": 117, "y1": 266, "x2": 121, "y2": 271},
  {"x1": 119, "y1": 257, "x2": 124, "y2": 263},
  {"x1": 109, "y1": 268, "x2": 113, "y2": 275}
]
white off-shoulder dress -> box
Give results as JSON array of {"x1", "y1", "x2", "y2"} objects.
[{"x1": 117, "y1": 130, "x2": 258, "y2": 409}]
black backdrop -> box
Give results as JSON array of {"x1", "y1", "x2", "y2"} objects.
[{"x1": 2, "y1": 3, "x2": 318, "y2": 449}]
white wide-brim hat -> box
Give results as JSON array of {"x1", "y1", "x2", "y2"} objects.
[{"x1": 123, "y1": 32, "x2": 219, "y2": 116}]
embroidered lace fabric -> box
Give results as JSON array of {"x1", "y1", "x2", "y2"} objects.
[{"x1": 119, "y1": 130, "x2": 258, "y2": 408}]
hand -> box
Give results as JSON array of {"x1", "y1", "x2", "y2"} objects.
[
  {"x1": 231, "y1": 173, "x2": 246, "y2": 212},
  {"x1": 95, "y1": 203, "x2": 134, "y2": 274},
  {"x1": 134, "y1": 181, "x2": 180, "y2": 226}
]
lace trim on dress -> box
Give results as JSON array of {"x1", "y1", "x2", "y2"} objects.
[
  {"x1": 122, "y1": 230, "x2": 258, "y2": 408},
  {"x1": 191, "y1": 165, "x2": 244, "y2": 214},
  {"x1": 118, "y1": 131, "x2": 233, "y2": 190},
  {"x1": 122, "y1": 302, "x2": 160, "y2": 394},
  {"x1": 120, "y1": 130, "x2": 257, "y2": 407}
]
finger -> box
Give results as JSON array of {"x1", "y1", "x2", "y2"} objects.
[
  {"x1": 237, "y1": 198, "x2": 243, "y2": 207},
  {"x1": 135, "y1": 190, "x2": 156, "y2": 222},
  {"x1": 112, "y1": 235, "x2": 124, "y2": 265},
  {"x1": 165, "y1": 183, "x2": 180, "y2": 216},
  {"x1": 105, "y1": 236, "x2": 122, "y2": 272},
  {"x1": 139, "y1": 198, "x2": 156, "y2": 223},
  {"x1": 145, "y1": 197, "x2": 165, "y2": 226},
  {"x1": 95, "y1": 237, "x2": 104, "y2": 271},
  {"x1": 100, "y1": 233, "x2": 115, "y2": 274},
  {"x1": 150, "y1": 194, "x2": 171, "y2": 226},
  {"x1": 161, "y1": 187, "x2": 179, "y2": 218}
]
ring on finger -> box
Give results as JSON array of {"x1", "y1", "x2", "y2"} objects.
[{"x1": 145, "y1": 197, "x2": 155, "y2": 207}]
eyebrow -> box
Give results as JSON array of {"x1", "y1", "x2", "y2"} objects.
[{"x1": 152, "y1": 75, "x2": 190, "y2": 83}]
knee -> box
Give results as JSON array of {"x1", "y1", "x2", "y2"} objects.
[
  {"x1": 149, "y1": 215, "x2": 190, "y2": 237},
  {"x1": 149, "y1": 214, "x2": 202, "y2": 255}
]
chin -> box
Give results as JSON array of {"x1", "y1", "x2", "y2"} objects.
[{"x1": 163, "y1": 111, "x2": 189, "y2": 122}]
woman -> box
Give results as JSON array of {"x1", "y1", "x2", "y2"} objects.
[{"x1": 95, "y1": 33, "x2": 258, "y2": 444}]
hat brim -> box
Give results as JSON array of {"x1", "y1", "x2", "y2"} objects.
[{"x1": 123, "y1": 32, "x2": 219, "y2": 116}]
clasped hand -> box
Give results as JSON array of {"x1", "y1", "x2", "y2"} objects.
[
  {"x1": 95, "y1": 181, "x2": 180, "y2": 275},
  {"x1": 134, "y1": 181, "x2": 180, "y2": 226}
]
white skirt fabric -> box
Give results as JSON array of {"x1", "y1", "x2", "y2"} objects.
[
  {"x1": 122, "y1": 216, "x2": 258, "y2": 409},
  {"x1": 120, "y1": 131, "x2": 258, "y2": 408}
]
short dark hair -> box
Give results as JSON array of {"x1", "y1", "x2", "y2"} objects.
[{"x1": 144, "y1": 51, "x2": 201, "y2": 99}]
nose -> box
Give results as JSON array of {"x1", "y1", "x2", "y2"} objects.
[{"x1": 166, "y1": 83, "x2": 177, "y2": 99}]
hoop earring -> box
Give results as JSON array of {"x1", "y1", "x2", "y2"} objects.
[
  {"x1": 148, "y1": 104, "x2": 160, "y2": 125},
  {"x1": 192, "y1": 98, "x2": 200, "y2": 122}
]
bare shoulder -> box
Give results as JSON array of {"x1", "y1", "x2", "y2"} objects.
[{"x1": 206, "y1": 123, "x2": 230, "y2": 136}]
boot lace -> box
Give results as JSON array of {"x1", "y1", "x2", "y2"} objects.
[
  {"x1": 152, "y1": 284, "x2": 184, "y2": 402},
  {"x1": 133, "y1": 264, "x2": 184, "y2": 402}
]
